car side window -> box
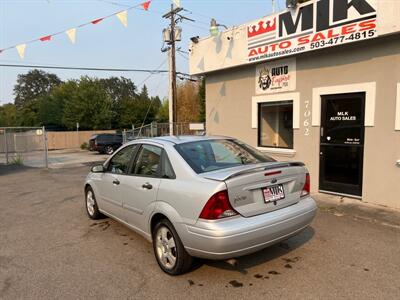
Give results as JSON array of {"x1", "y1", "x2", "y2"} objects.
[
  {"x1": 131, "y1": 145, "x2": 162, "y2": 177},
  {"x1": 161, "y1": 151, "x2": 176, "y2": 179},
  {"x1": 107, "y1": 145, "x2": 136, "y2": 174}
]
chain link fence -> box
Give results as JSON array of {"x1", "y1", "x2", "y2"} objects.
[
  {"x1": 0, "y1": 127, "x2": 48, "y2": 168},
  {"x1": 122, "y1": 122, "x2": 205, "y2": 144}
]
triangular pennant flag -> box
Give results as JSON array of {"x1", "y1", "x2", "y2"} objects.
[
  {"x1": 141, "y1": 1, "x2": 151, "y2": 11},
  {"x1": 16, "y1": 44, "x2": 26, "y2": 59},
  {"x1": 116, "y1": 11, "x2": 128, "y2": 27},
  {"x1": 40, "y1": 35, "x2": 52, "y2": 42},
  {"x1": 172, "y1": 0, "x2": 181, "y2": 7},
  {"x1": 66, "y1": 28, "x2": 77, "y2": 44},
  {"x1": 91, "y1": 18, "x2": 103, "y2": 25}
]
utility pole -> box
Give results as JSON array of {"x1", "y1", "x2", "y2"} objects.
[
  {"x1": 162, "y1": 4, "x2": 193, "y2": 135},
  {"x1": 163, "y1": 5, "x2": 181, "y2": 135}
]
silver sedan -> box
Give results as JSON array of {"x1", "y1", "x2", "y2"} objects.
[{"x1": 84, "y1": 136, "x2": 317, "y2": 275}]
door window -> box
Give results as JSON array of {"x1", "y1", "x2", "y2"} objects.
[
  {"x1": 131, "y1": 145, "x2": 162, "y2": 177},
  {"x1": 161, "y1": 151, "x2": 176, "y2": 179},
  {"x1": 107, "y1": 145, "x2": 136, "y2": 174}
]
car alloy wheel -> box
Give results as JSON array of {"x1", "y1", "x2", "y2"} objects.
[
  {"x1": 85, "y1": 187, "x2": 103, "y2": 220},
  {"x1": 155, "y1": 226, "x2": 177, "y2": 270},
  {"x1": 86, "y1": 190, "x2": 96, "y2": 217}
]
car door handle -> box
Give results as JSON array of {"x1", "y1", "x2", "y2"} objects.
[
  {"x1": 142, "y1": 183, "x2": 153, "y2": 190},
  {"x1": 113, "y1": 179, "x2": 120, "y2": 185}
]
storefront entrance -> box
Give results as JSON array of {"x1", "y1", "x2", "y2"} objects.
[{"x1": 319, "y1": 93, "x2": 365, "y2": 197}]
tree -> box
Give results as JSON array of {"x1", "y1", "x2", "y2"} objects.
[
  {"x1": 17, "y1": 100, "x2": 41, "y2": 127},
  {"x1": 119, "y1": 93, "x2": 160, "y2": 129},
  {"x1": 14, "y1": 69, "x2": 62, "y2": 108},
  {"x1": 62, "y1": 77, "x2": 113, "y2": 130},
  {"x1": 198, "y1": 78, "x2": 206, "y2": 123},
  {"x1": 37, "y1": 84, "x2": 72, "y2": 129},
  {"x1": 99, "y1": 77, "x2": 137, "y2": 102},
  {"x1": 99, "y1": 77, "x2": 137, "y2": 128},
  {"x1": 0, "y1": 103, "x2": 18, "y2": 127},
  {"x1": 150, "y1": 96, "x2": 162, "y2": 119},
  {"x1": 139, "y1": 85, "x2": 149, "y2": 100},
  {"x1": 157, "y1": 99, "x2": 169, "y2": 123},
  {"x1": 176, "y1": 81, "x2": 200, "y2": 123}
]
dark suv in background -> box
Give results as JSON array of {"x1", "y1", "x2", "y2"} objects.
[{"x1": 89, "y1": 134, "x2": 123, "y2": 155}]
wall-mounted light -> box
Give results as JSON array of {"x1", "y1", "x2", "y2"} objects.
[{"x1": 210, "y1": 18, "x2": 228, "y2": 37}]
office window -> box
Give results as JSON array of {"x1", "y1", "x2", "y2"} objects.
[{"x1": 258, "y1": 101, "x2": 293, "y2": 149}]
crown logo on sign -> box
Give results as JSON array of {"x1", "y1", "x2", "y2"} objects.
[{"x1": 247, "y1": 18, "x2": 276, "y2": 38}]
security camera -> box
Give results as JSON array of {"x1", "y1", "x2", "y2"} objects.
[
  {"x1": 286, "y1": 0, "x2": 298, "y2": 9},
  {"x1": 190, "y1": 36, "x2": 200, "y2": 44}
]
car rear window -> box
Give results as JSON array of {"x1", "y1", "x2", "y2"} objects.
[{"x1": 175, "y1": 139, "x2": 275, "y2": 174}]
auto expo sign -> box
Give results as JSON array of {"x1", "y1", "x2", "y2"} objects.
[
  {"x1": 247, "y1": 0, "x2": 377, "y2": 63},
  {"x1": 256, "y1": 58, "x2": 296, "y2": 94}
]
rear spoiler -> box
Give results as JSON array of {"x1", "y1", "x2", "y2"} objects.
[{"x1": 203, "y1": 161, "x2": 305, "y2": 182}]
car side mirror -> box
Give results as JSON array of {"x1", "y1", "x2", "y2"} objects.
[{"x1": 91, "y1": 164, "x2": 105, "y2": 173}]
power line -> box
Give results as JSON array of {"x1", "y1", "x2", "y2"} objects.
[
  {"x1": 96, "y1": 0, "x2": 131, "y2": 8},
  {"x1": 0, "y1": 63, "x2": 191, "y2": 76},
  {"x1": 136, "y1": 59, "x2": 168, "y2": 86},
  {"x1": 137, "y1": 59, "x2": 168, "y2": 131}
]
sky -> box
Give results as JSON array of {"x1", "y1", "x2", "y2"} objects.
[{"x1": 0, "y1": 0, "x2": 287, "y2": 105}]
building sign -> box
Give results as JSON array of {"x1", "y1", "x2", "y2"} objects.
[
  {"x1": 330, "y1": 111, "x2": 357, "y2": 122},
  {"x1": 247, "y1": 0, "x2": 377, "y2": 63},
  {"x1": 255, "y1": 58, "x2": 296, "y2": 94}
]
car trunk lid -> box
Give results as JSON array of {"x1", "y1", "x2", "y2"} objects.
[{"x1": 201, "y1": 162, "x2": 308, "y2": 217}]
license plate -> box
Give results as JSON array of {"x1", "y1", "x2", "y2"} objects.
[{"x1": 262, "y1": 184, "x2": 285, "y2": 203}]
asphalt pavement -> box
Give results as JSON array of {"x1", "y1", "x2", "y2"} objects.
[{"x1": 1, "y1": 165, "x2": 399, "y2": 299}]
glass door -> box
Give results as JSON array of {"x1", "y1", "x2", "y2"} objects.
[{"x1": 319, "y1": 93, "x2": 365, "y2": 197}]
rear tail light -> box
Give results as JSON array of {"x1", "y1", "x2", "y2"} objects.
[
  {"x1": 199, "y1": 190, "x2": 238, "y2": 220},
  {"x1": 301, "y1": 173, "x2": 310, "y2": 197}
]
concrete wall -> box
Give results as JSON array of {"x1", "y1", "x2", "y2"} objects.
[
  {"x1": 47, "y1": 130, "x2": 116, "y2": 150},
  {"x1": 205, "y1": 36, "x2": 400, "y2": 209}
]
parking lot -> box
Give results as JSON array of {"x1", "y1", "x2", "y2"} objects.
[{"x1": 1, "y1": 162, "x2": 400, "y2": 299}]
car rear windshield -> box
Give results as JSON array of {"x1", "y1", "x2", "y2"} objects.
[{"x1": 175, "y1": 139, "x2": 276, "y2": 174}]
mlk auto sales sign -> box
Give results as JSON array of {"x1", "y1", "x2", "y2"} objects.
[{"x1": 247, "y1": 0, "x2": 377, "y2": 63}]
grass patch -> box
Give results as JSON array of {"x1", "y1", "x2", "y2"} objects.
[{"x1": 10, "y1": 154, "x2": 24, "y2": 166}]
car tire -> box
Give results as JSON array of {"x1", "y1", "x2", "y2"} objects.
[
  {"x1": 85, "y1": 187, "x2": 103, "y2": 220},
  {"x1": 152, "y1": 219, "x2": 193, "y2": 275},
  {"x1": 105, "y1": 145, "x2": 114, "y2": 155}
]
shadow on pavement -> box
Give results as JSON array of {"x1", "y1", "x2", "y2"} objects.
[
  {"x1": 0, "y1": 164, "x2": 35, "y2": 176},
  {"x1": 202, "y1": 226, "x2": 315, "y2": 274}
]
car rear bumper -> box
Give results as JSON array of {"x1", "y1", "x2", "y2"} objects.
[{"x1": 180, "y1": 196, "x2": 317, "y2": 260}]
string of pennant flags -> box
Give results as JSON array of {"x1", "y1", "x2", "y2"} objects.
[{"x1": 0, "y1": 0, "x2": 181, "y2": 59}]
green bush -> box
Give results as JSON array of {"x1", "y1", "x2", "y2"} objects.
[
  {"x1": 80, "y1": 142, "x2": 88, "y2": 150},
  {"x1": 10, "y1": 154, "x2": 24, "y2": 166}
]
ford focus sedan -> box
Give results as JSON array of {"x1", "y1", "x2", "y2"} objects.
[{"x1": 84, "y1": 136, "x2": 317, "y2": 275}]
